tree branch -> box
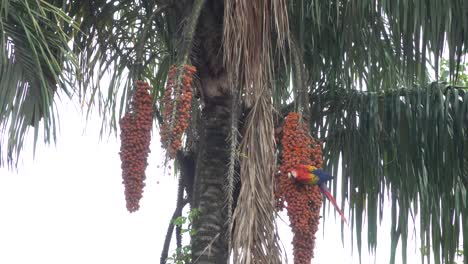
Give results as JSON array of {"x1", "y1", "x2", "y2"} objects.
[
  {"x1": 177, "y1": 0, "x2": 206, "y2": 65},
  {"x1": 160, "y1": 150, "x2": 195, "y2": 264},
  {"x1": 160, "y1": 196, "x2": 188, "y2": 264}
]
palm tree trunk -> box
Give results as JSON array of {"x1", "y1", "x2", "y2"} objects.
[
  {"x1": 188, "y1": 1, "x2": 230, "y2": 262},
  {"x1": 191, "y1": 100, "x2": 231, "y2": 264}
]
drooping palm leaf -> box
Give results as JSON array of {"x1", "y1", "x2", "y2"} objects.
[
  {"x1": 224, "y1": 0, "x2": 287, "y2": 262},
  {"x1": 270, "y1": 1, "x2": 468, "y2": 263},
  {"x1": 0, "y1": 0, "x2": 78, "y2": 167},
  {"x1": 67, "y1": 0, "x2": 175, "y2": 134},
  {"x1": 303, "y1": 83, "x2": 467, "y2": 264}
]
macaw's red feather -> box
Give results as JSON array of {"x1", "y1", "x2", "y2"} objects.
[
  {"x1": 319, "y1": 184, "x2": 348, "y2": 225},
  {"x1": 294, "y1": 168, "x2": 311, "y2": 181},
  {"x1": 293, "y1": 168, "x2": 318, "y2": 185}
]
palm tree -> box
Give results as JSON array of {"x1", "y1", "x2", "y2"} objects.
[{"x1": 1, "y1": 1, "x2": 468, "y2": 264}]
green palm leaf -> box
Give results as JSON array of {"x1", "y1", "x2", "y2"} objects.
[
  {"x1": 304, "y1": 84, "x2": 468, "y2": 264},
  {"x1": 0, "y1": 0, "x2": 78, "y2": 167},
  {"x1": 271, "y1": 2, "x2": 468, "y2": 261}
]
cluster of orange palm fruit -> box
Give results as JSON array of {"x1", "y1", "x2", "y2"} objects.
[
  {"x1": 275, "y1": 112, "x2": 323, "y2": 263},
  {"x1": 160, "y1": 64, "x2": 196, "y2": 158},
  {"x1": 119, "y1": 81, "x2": 154, "y2": 212}
]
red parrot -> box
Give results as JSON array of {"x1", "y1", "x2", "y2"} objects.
[{"x1": 288, "y1": 164, "x2": 348, "y2": 224}]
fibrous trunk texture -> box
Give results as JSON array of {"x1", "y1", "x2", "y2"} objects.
[
  {"x1": 189, "y1": 1, "x2": 234, "y2": 263},
  {"x1": 191, "y1": 101, "x2": 231, "y2": 264}
]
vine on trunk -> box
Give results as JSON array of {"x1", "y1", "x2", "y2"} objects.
[{"x1": 275, "y1": 112, "x2": 323, "y2": 263}]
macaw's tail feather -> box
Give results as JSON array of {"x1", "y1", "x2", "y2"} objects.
[{"x1": 319, "y1": 184, "x2": 348, "y2": 225}]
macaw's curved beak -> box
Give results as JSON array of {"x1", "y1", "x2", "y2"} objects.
[{"x1": 287, "y1": 170, "x2": 297, "y2": 180}]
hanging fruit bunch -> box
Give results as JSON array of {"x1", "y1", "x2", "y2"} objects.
[
  {"x1": 160, "y1": 64, "x2": 196, "y2": 159},
  {"x1": 119, "y1": 81, "x2": 154, "y2": 212},
  {"x1": 275, "y1": 112, "x2": 323, "y2": 264}
]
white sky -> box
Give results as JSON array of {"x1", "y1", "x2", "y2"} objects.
[{"x1": 0, "y1": 96, "x2": 458, "y2": 264}]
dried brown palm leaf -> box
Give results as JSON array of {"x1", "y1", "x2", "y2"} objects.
[
  {"x1": 223, "y1": 0, "x2": 289, "y2": 102},
  {"x1": 232, "y1": 89, "x2": 283, "y2": 264},
  {"x1": 224, "y1": 0, "x2": 289, "y2": 263}
]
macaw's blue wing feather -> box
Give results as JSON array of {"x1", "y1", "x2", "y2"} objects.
[
  {"x1": 313, "y1": 169, "x2": 334, "y2": 185},
  {"x1": 319, "y1": 184, "x2": 348, "y2": 225}
]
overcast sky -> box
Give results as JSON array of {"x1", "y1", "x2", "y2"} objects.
[{"x1": 0, "y1": 96, "x2": 444, "y2": 264}]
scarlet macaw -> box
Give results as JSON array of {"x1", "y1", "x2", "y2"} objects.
[{"x1": 288, "y1": 164, "x2": 348, "y2": 224}]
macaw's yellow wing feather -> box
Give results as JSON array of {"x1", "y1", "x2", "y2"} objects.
[{"x1": 307, "y1": 174, "x2": 319, "y2": 185}]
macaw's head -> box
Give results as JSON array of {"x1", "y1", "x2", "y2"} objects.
[{"x1": 288, "y1": 164, "x2": 313, "y2": 179}]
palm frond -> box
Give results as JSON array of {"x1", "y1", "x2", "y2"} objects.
[
  {"x1": 307, "y1": 83, "x2": 468, "y2": 264},
  {"x1": 0, "y1": 0, "x2": 78, "y2": 167},
  {"x1": 277, "y1": 0, "x2": 468, "y2": 100},
  {"x1": 68, "y1": 0, "x2": 175, "y2": 135},
  {"x1": 269, "y1": 2, "x2": 468, "y2": 261},
  {"x1": 225, "y1": 0, "x2": 288, "y2": 262},
  {"x1": 233, "y1": 91, "x2": 283, "y2": 264}
]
